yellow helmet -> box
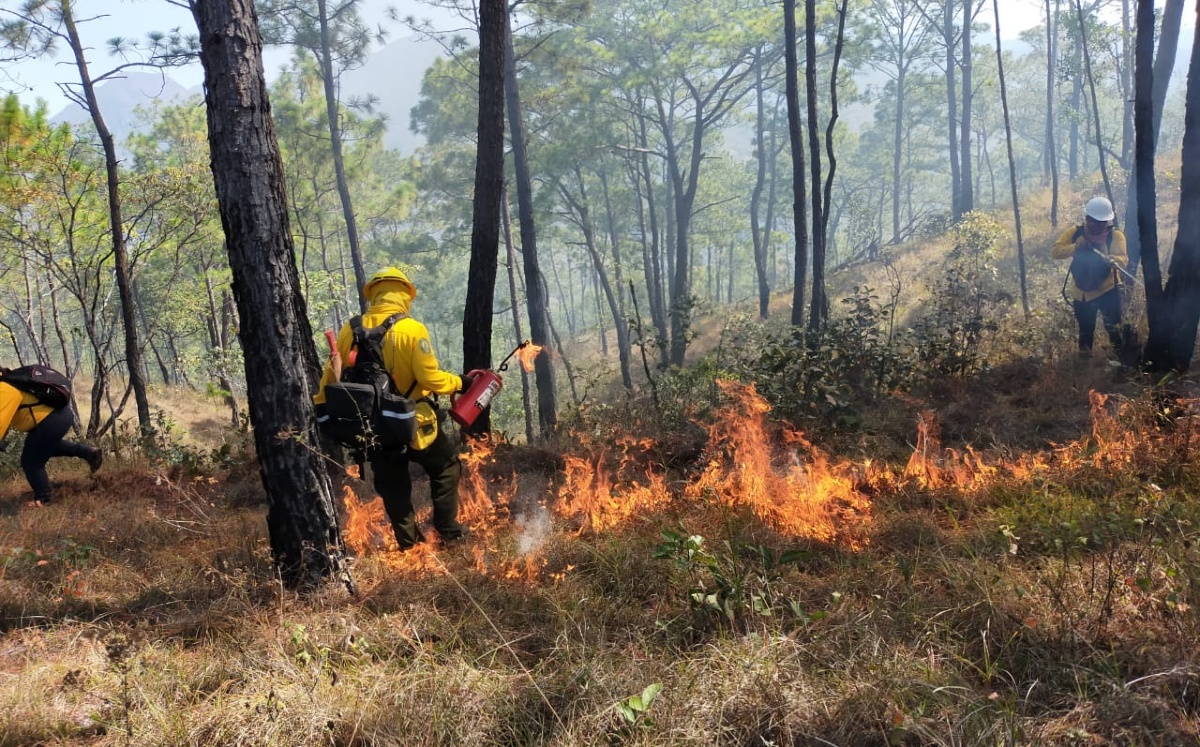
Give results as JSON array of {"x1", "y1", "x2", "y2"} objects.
[{"x1": 362, "y1": 267, "x2": 417, "y2": 301}]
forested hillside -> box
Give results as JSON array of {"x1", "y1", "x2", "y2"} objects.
[{"x1": 2, "y1": 0, "x2": 1200, "y2": 744}]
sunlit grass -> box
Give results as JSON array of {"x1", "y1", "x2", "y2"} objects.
[{"x1": 1, "y1": 368, "x2": 1199, "y2": 745}]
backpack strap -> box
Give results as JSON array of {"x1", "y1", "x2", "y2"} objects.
[
  {"x1": 378, "y1": 312, "x2": 407, "y2": 333},
  {"x1": 349, "y1": 313, "x2": 407, "y2": 363},
  {"x1": 346, "y1": 313, "x2": 410, "y2": 396}
]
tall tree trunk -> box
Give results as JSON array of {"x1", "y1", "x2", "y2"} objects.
[
  {"x1": 891, "y1": 66, "x2": 906, "y2": 242},
  {"x1": 501, "y1": 189, "x2": 535, "y2": 444},
  {"x1": 1070, "y1": 44, "x2": 1082, "y2": 179},
  {"x1": 634, "y1": 113, "x2": 669, "y2": 363},
  {"x1": 663, "y1": 99, "x2": 704, "y2": 366},
  {"x1": 959, "y1": 0, "x2": 974, "y2": 215},
  {"x1": 1133, "y1": 0, "x2": 1163, "y2": 324},
  {"x1": 822, "y1": 0, "x2": 848, "y2": 276},
  {"x1": 192, "y1": 0, "x2": 349, "y2": 591},
  {"x1": 1120, "y1": 0, "x2": 1134, "y2": 167},
  {"x1": 1075, "y1": 0, "x2": 1114, "y2": 204},
  {"x1": 563, "y1": 173, "x2": 633, "y2": 391},
  {"x1": 785, "y1": 0, "x2": 808, "y2": 328},
  {"x1": 806, "y1": 0, "x2": 826, "y2": 331},
  {"x1": 750, "y1": 48, "x2": 772, "y2": 320},
  {"x1": 994, "y1": 0, "x2": 1030, "y2": 316},
  {"x1": 1124, "y1": 0, "x2": 1185, "y2": 270},
  {"x1": 765, "y1": 95, "x2": 782, "y2": 288},
  {"x1": 599, "y1": 170, "x2": 628, "y2": 319},
  {"x1": 61, "y1": 0, "x2": 151, "y2": 432},
  {"x1": 1143, "y1": 0, "x2": 1200, "y2": 372},
  {"x1": 462, "y1": 0, "x2": 507, "y2": 434},
  {"x1": 1045, "y1": 0, "x2": 1061, "y2": 226},
  {"x1": 504, "y1": 12, "x2": 555, "y2": 435},
  {"x1": 945, "y1": 0, "x2": 962, "y2": 220},
  {"x1": 316, "y1": 0, "x2": 368, "y2": 312}
]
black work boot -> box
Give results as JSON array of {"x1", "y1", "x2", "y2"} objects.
[{"x1": 85, "y1": 446, "x2": 103, "y2": 474}]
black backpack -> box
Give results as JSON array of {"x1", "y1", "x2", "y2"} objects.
[
  {"x1": 1067, "y1": 225, "x2": 1117, "y2": 293},
  {"x1": 0, "y1": 365, "x2": 72, "y2": 409},
  {"x1": 317, "y1": 313, "x2": 416, "y2": 453}
]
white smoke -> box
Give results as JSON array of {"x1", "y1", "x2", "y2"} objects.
[{"x1": 515, "y1": 502, "x2": 552, "y2": 555}]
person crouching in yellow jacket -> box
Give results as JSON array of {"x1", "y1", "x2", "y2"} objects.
[
  {"x1": 314, "y1": 267, "x2": 471, "y2": 551},
  {"x1": 1051, "y1": 196, "x2": 1130, "y2": 360},
  {"x1": 0, "y1": 378, "x2": 102, "y2": 507}
]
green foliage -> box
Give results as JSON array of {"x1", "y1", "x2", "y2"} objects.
[
  {"x1": 614, "y1": 682, "x2": 662, "y2": 733},
  {"x1": 697, "y1": 288, "x2": 914, "y2": 428},
  {"x1": 910, "y1": 212, "x2": 1010, "y2": 379},
  {"x1": 137, "y1": 409, "x2": 243, "y2": 475},
  {"x1": 654, "y1": 525, "x2": 817, "y2": 631},
  {"x1": 0, "y1": 435, "x2": 20, "y2": 480}
]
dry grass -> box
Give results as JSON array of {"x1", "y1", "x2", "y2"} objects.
[
  {"x1": 3, "y1": 367, "x2": 1200, "y2": 745},
  {"x1": 4, "y1": 198, "x2": 1200, "y2": 745}
]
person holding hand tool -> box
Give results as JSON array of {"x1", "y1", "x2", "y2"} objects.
[{"x1": 1051, "y1": 196, "x2": 1134, "y2": 363}]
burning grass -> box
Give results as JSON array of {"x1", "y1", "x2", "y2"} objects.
[{"x1": 2, "y1": 378, "x2": 1200, "y2": 745}]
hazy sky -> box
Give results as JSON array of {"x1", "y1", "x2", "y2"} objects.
[
  {"x1": 0, "y1": 0, "x2": 1163, "y2": 116},
  {"x1": 0, "y1": 0, "x2": 465, "y2": 113}
]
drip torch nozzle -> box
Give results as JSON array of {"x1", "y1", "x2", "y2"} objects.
[{"x1": 497, "y1": 340, "x2": 531, "y2": 372}]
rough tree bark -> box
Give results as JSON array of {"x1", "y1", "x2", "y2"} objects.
[
  {"x1": 993, "y1": 0, "x2": 1030, "y2": 316},
  {"x1": 1143, "y1": 0, "x2": 1200, "y2": 373},
  {"x1": 191, "y1": 0, "x2": 350, "y2": 591},
  {"x1": 805, "y1": 0, "x2": 827, "y2": 331},
  {"x1": 504, "y1": 11, "x2": 556, "y2": 434},
  {"x1": 60, "y1": 1, "x2": 152, "y2": 432},
  {"x1": 461, "y1": 0, "x2": 507, "y2": 434},
  {"x1": 784, "y1": 0, "x2": 808, "y2": 328}
]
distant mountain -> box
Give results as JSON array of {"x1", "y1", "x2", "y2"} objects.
[
  {"x1": 49, "y1": 37, "x2": 443, "y2": 156},
  {"x1": 51, "y1": 72, "x2": 199, "y2": 144},
  {"x1": 340, "y1": 35, "x2": 444, "y2": 153}
]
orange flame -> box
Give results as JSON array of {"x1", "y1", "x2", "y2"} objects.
[
  {"x1": 516, "y1": 343, "x2": 544, "y2": 372},
  {"x1": 340, "y1": 483, "x2": 441, "y2": 573},
  {"x1": 341, "y1": 484, "x2": 396, "y2": 555},
  {"x1": 685, "y1": 380, "x2": 872, "y2": 548},
  {"x1": 901, "y1": 410, "x2": 996, "y2": 490},
  {"x1": 556, "y1": 435, "x2": 670, "y2": 533},
  {"x1": 457, "y1": 434, "x2": 518, "y2": 572}
]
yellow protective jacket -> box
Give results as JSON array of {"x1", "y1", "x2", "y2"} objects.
[
  {"x1": 1051, "y1": 225, "x2": 1127, "y2": 302},
  {"x1": 0, "y1": 381, "x2": 54, "y2": 440},
  {"x1": 313, "y1": 286, "x2": 463, "y2": 405}
]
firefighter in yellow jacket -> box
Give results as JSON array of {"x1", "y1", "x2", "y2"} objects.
[
  {"x1": 314, "y1": 268, "x2": 470, "y2": 551},
  {"x1": 1051, "y1": 196, "x2": 1129, "y2": 359},
  {"x1": 0, "y1": 378, "x2": 102, "y2": 506}
]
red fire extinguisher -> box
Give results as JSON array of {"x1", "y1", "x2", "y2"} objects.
[{"x1": 449, "y1": 369, "x2": 503, "y2": 427}]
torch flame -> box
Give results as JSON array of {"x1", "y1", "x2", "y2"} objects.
[{"x1": 515, "y1": 342, "x2": 544, "y2": 372}]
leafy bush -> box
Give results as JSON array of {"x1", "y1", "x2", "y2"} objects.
[
  {"x1": 699, "y1": 290, "x2": 914, "y2": 427},
  {"x1": 910, "y1": 212, "x2": 1011, "y2": 378},
  {"x1": 0, "y1": 436, "x2": 20, "y2": 481},
  {"x1": 138, "y1": 409, "x2": 247, "y2": 474},
  {"x1": 654, "y1": 525, "x2": 816, "y2": 632}
]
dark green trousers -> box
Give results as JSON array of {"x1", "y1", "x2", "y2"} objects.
[{"x1": 371, "y1": 424, "x2": 464, "y2": 549}]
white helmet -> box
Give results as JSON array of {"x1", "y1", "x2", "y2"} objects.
[{"x1": 1085, "y1": 196, "x2": 1114, "y2": 222}]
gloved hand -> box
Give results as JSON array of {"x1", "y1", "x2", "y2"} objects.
[{"x1": 459, "y1": 372, "x2": 476, "y2": 393}]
